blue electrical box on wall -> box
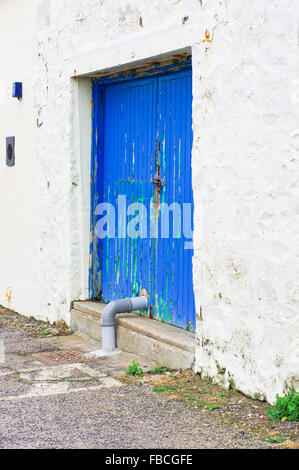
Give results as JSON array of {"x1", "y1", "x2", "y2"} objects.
[{"x1": 12, "y1": 82, "x2": 22, "y2": 99}]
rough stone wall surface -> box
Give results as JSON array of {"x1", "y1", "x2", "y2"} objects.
[{"x1": 34, "y1": 0, "x2": 298, "y2": 403}]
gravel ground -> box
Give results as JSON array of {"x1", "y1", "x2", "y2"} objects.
[
  {"x1": 0, "y1": 383, "x2": 275, "y2": 449},
  {"x1": 0, "y1": 307, "x2": 298, "y2": 449}
]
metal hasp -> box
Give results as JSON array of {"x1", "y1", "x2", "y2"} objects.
[
  {"x1": 12, "y1": 82, "x2": 22, "y2": 100},
  {"x1": 101, "y1": 290, "x2": 148, "y2": 352},
  {"x1": 152, "y1": 139, "x2": 166, "y2": 204}
]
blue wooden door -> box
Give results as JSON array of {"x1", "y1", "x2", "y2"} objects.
[
  {"x1": 92, "y1": 68, "x2": 195, "y2": 330},
  {"x1": 101, "y1": 78, "x2": 156, "y2": 303}
]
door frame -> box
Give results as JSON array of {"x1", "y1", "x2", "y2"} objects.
[{"x1": 89, "y1": 56, "x2": 192, "y2": 301}]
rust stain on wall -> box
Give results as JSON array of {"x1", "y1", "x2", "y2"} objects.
[
  {"x1": 5, "y1": 287, "x2": 12, "y2": 307},
  {"x1": 204, "y1": 29, "x2": 211, "y2": 42}
]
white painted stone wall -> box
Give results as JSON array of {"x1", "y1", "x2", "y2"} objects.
[
  {"x1": 0, "y1": 0, "x2": 38, "y2": 317},
  {"x1": 1, "y1": 0, "x2": 298, "y2": 403}
]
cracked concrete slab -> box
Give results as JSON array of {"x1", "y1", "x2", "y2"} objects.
[
  {"x1": 0, "y1": 325, "x2": 154, "y2": 404},
  {"x1": 0, "y1": 363, "x2": 122, "y2": 401}
]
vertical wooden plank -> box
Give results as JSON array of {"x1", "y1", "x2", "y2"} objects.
[{"x1": 155, "y1": 69, "x2": 195, "y2": 330}]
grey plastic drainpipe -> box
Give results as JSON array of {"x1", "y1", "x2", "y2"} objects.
[{"x1": 101, "y1": 290, "x2": 148, "y2": 352}]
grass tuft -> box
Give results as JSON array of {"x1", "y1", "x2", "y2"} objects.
[
  {"x1": 126, "y1": 360, "x2": 143, "y2": 377},
  {"x1": 267, "y1": 388, "x2": 299, "y2": 423}
]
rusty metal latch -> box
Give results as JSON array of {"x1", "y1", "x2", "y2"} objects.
[
  {"x1": 152, "y1": 177, "x2": 166, "y2": 188},
  {"x1": 153, "y1": 139, "x2": 165, "y2": 205}
]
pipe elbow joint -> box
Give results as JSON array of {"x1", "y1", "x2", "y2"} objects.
[
  {"x1": 101, "y1": 298, "x2": 132, "y2": 328},
  {"x1": 101, "y1": 295, "x2": 148, "y2": 328},
  {"x1": 101, "y1": 293, "x2": 148, "y2": 352}
]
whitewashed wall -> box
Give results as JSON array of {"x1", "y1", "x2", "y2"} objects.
[
  {"x1": 0, "y1": 0, "x2": 38, "y2": 318},
  {"x1": 1, "y1": 0, "x2": 297, "y2": 403}
]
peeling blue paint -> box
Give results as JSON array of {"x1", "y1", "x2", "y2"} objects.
[{"x1": 90, "y1": 63, "x2": 195, "y2": 330}]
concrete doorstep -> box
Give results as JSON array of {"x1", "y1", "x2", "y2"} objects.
[{"x1": 71, "y1": 301, "x2": 195, "y2": 370}]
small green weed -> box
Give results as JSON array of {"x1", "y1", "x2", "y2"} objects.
[
  {"x1": 36, "y1": 328, "x2": 50, "y2": 336},
  {"x1": 206, "y1": 404, "x2": 221, "y2": 411},
  {"x1": 262, "y1": 435, "x2": 287, "y2": 444},
  {"x1": 126, "y1": 360, "x2": 143, "y2": 377},
  {"x1": 218, "y1": 392, "x2": 231, "y2": 398},
  {"x1": 187, "y1": 396, "x2": 203, "y2": 405},
  {"x1": 267, "y1": 387, "x2": 299, "y2": 423},
  {"x1": 153, "y1": 385, "x2": 175, "y2": 393},
  {"x1": 149, "y1": 365, "x2": 168, "y2": 375}
]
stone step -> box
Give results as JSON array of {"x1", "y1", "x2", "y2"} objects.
[
  {"x1": 72, "y1": 301, "x2": 105, "y2": 318},
  {"x1": 70, "y1": 301, "x2": 195, "y2": 370}
]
